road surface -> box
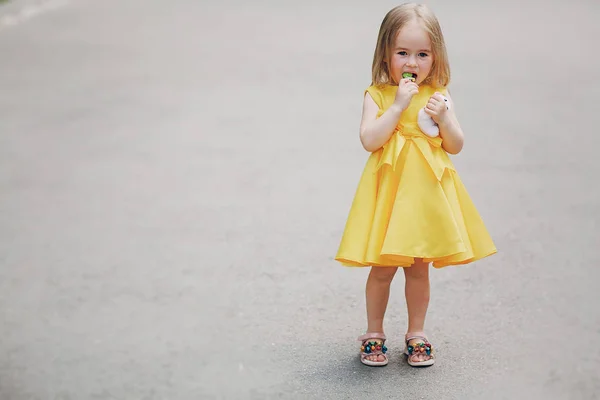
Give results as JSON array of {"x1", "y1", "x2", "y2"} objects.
[{"x1": 1, "y1": 0, "x2": 599, "y2": 399}]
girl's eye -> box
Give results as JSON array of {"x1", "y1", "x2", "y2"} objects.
[
  {"x1": 418, "y1": 52, "x2": 429, "y2": 58},
  {"x1": 397, "y1": 51, "x2": 407, "y2": 56}
]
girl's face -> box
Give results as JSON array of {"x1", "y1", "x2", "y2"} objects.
[{"x1": 388, "y1": 19, "x2": 434, "y2": 85}]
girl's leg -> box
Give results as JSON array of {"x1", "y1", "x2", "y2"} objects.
[
  {"x1": 364, "y1": 266, "x2": 398, "y2": 362},
  {"x1": 403, "y1": 258, "x2": 432, "y2": 362}
]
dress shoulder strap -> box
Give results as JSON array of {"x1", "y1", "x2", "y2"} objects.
[{"x1": 365, "y1": 85, "x2": 386, "y2": 110}]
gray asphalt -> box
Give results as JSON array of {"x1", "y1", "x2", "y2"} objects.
[{"x1": 1, "y1": 0, "x2": 599, "y2": 399}]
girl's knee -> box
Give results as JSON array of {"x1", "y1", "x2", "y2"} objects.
[
  {"x1": 403, "y1": 260, "x2": 430, "y2": 280},
  {"x1": 369, "y1": 266, "x2": 398, "y2": 283}
]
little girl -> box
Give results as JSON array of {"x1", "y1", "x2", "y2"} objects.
[{"x1": 335, "y1": 3, "x2": 496, "y2": 367}]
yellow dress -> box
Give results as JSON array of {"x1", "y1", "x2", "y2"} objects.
[{"x1": 335, "y1": 83, "x2": 497, "y2": 268}]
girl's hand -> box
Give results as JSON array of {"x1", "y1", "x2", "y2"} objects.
[
  {"x1": 393, "y1": 78, "x2": 419, "y2": 112},
  {"x1": 424, "y1": 92, "x2": 449, "y2": 124}
]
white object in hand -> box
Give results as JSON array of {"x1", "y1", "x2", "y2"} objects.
[{"x1": 418, "y1": 97, "x2": 450, "y2": 137}]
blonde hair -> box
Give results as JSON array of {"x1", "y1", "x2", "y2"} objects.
[{"x1": 371, "y1": 3, "x2": 450, "y2": 88}]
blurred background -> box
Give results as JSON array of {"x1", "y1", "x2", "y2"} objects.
[{"x1": 1, "y1": 0, "x2": 599, "y2": 399}]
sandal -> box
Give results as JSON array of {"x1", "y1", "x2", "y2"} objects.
[
  {"x1": 357, "y1": 332, "x2": 389, "y2": 367},
  {"x1": 404, "y1": 333, "x2": 435, "y2": 367}
]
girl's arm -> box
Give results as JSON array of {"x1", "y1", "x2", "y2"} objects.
[
  {"x1": 425, "y1": 91, "x2": 464, "y2": 154},
  {"x1": 359, "y1": 93, "x2": 402, "y2": 152},
  {"x1": 359, "y1": 80, "x2": 417, "y2": 152}
]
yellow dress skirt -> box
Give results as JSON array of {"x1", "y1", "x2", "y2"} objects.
[{"x1": 335, "y1": 84, "x2": 497, "y2": 268}]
